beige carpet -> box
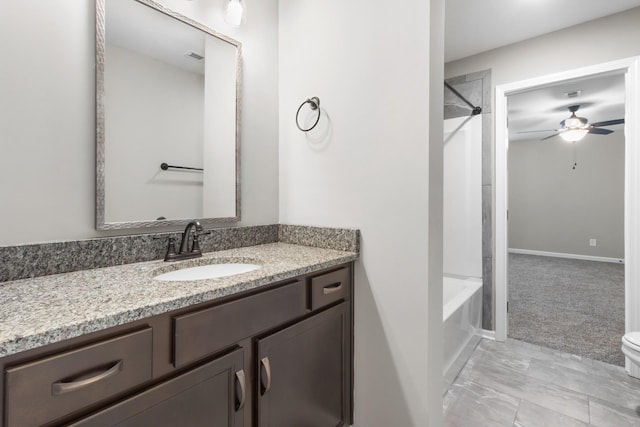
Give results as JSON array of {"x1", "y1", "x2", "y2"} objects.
[{"x1": 508, "y1": 253, "x2": 625, "y2": 366}]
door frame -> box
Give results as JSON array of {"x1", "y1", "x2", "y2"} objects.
[{"x1": 494, "y1": 56, "x2": 640, "y2": 376}]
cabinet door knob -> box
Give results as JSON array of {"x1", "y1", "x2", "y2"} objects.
[
  {"x1": 51, "y1": 360, "x2": 123, "y2": 396},
  {"x1": 260, "y1": 357, "x2": 271, "y2": 395},
  {"x1": 235, "y1": 369, "x2": 246, "y2": 411}
]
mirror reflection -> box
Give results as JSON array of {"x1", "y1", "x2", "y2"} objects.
[{"x1": 96, "y1": 0, "x2": 241, "y2": 230}]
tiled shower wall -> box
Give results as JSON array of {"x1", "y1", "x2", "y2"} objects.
[{"x1": 445, "y1": 70, "x2": 493, "y2": 330}]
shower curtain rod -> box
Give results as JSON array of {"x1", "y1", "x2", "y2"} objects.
[{"x1": 444, "y1": 81, "x2": 482, "y2": 116}]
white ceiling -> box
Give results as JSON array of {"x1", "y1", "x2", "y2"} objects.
[
  {"x1": 445, "y1": 0, "x2": 640, "y2": 63},
  {"x1": 507, "y1": 72, "x2": 625, "y2": 142},
  {"x1": 445, "y1": 0, "x2": 634, "y2": 143}
]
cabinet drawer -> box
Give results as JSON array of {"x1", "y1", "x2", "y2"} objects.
[
  {"x1": 69, "y1": 348, "x2": 245, "y2": 427},
  {"x1": 173, "y1": 281, "x2": 305, "y2": 368},
  {"x1": 309, "y1": 267, "x2": 350, "y2": 310},
  {"x1": 5, "y1": 328, "x2": 152, "y2": 427}
]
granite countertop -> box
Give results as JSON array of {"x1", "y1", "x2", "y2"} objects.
[{"x1": 0, "y1": 242, "x2": 358, "y2": 358}]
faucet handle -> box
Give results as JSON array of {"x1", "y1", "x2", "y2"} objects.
[
  {"x1": 191, "y1": 234, "x2": 202, "y2": 255},
  {"x1": 164, "y1": 236, "x2": 179, "y2": 261},
  {"x1": 192, "y1": 229, "x2": 212, "y2": 254}
]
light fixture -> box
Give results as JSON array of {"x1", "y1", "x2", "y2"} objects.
[
  {"x1": 223, "y1": 0, "x2": 244, "y2": 27},
  {"x1": 559, "y1": 128, "x2": 589, "y2": 142},
  {"x1": 564, "y1": 115, "x2": 587, "y2": 129},
  {"x1": 558, "y1": 109, "x2": 590, "y2": 142}
]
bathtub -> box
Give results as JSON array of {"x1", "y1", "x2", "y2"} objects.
[{"x1": 443, "y1": 275, "x2": 483, "y2": 391}]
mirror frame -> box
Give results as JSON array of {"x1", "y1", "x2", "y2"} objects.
[{"x1": 95, "y1": 0, "x2": 242, "y2": 230}]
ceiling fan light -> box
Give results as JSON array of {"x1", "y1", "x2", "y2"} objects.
[
  {"x1": 560, "y1": 128, "x2": 589, "y2": 142},
  {"x1": 565, "y1": 117, "x2": 579, "y2": 128},
  {"x1": 564, "y1": 116, "x2": 588, "y2": 128}
]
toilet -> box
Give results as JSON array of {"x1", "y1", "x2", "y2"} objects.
[{"x1": 621, "y1": 332, "x2": 640, "y2": 367}]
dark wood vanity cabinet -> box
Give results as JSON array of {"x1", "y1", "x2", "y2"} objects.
[{"x1": 0, "y1": 263, "x2": 353, "y2": 427}]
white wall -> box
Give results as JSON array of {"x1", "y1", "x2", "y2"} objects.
[
  {"x1": 508, "y1": 133, "x2": 625, "y2": 259},
  {"x1": 105, "y1": 44, "x2": 204, "y2": 222},
  {"x1": 0, "y1": 0, "x2": 279, "y2": 245},
  {"x1": 443, "y1": 116, "x2": 482, "y2": 277},
  {"x1": 203, "y1": 36, "x2": 238, "y2": 219},
  {"x1": 279, "y1": 0, "x2": 443, "y2": 425}
]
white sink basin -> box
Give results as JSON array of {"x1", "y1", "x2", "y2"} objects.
[{"x1": 154, "y1": 263, "x2": 261, "y2": 282}]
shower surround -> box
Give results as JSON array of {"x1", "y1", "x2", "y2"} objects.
[{"x1": 445, "y1": 69, "x2": 493, "y2": 330}]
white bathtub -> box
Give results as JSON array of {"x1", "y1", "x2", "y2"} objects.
[{"x1": 443, "y1": 275, "x2": 482, "y2": 391}]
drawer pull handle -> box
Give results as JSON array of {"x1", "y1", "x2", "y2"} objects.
[
  {"x1": 235, "y1": 369, "x2": 246, "y2": 411},
  {"x1": 323, "y1": 282, "x2": 343, "y2": 295},
  {"x1": 260, "y1": 357, "x2": 271, "y2": 395},
  {"x1": 52, "y1": 360, "x2": 123, "y2": 396}
]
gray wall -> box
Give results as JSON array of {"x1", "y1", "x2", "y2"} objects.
[
  {"x1": 0, "y1": 0, "x2": 279, "y2": 246},
  {"x1": 508, "y1": 133, "x2": 624, "y2": 259}
]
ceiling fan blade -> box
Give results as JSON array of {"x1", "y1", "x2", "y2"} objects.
[
  {"x1": 517, "y1": 130, "x2": 557, "y2": 134},
  {"x1": 541, "y1": 133, "x2": 559, "y2": 141},
  {"x1": 589, "y1": 127, "x2": 614, "y2": 135},
  {"x1": 590, "y1": 118, "x2": 625, "y2": 127}
]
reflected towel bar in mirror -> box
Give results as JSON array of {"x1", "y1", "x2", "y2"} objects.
[{"x1": 160, "y1": 163, "x2": 204, "y2": 172}]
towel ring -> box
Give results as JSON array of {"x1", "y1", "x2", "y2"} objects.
[{"x1": 296, "y1": 97, "x2": 321, "y2": 132}]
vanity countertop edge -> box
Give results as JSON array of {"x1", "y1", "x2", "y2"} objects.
[{"x1": 0, "y1": 242, "x2": 358, "y2": 358}]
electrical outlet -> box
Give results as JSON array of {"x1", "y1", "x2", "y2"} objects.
[{"x1": 590, "y1": 239, "x2": 597, "y2": 247}]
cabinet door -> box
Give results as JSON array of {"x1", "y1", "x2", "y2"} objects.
[
  {"x1": 70, "y1": 348, "x2": 245, "y2": 427},
  {"x1": 256, "y1": 303, "x2": 350, "y2": 427}
]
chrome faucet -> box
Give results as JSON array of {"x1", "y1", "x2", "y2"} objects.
[{"x1": 164, "y1": 220, "x2": 207, "y2": 262}]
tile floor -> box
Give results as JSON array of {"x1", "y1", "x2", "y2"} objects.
[{"x1": 444, "y1": 339, "x2": 640, "y2": 426}]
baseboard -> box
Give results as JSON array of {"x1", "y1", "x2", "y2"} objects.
[
  {"x1": 508, "y1": 248, "x2": 624, "y2": 264},
  {"x1": 480, "y1": 329, "x2": 496, "y2": 340}
]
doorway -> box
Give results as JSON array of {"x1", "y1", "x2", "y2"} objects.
[
  {"x1": 506, "y1": 73, "x2": 625, "y2": 365},
  {"x1": 494, "y1": 57, "x2": 640, "y2": 376}
]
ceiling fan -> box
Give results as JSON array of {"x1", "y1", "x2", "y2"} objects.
[{"x1": 519, "y1": 104, "x2": 625, "y2": 142}]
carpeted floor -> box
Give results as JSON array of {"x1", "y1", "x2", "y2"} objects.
[{"x1": 508, "y1": 253, "x2": 625, "y2": 366}]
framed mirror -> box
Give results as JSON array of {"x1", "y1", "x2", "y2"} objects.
[{"x1": 96, "y1": 0, "x2": 241, "y2": 230}]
